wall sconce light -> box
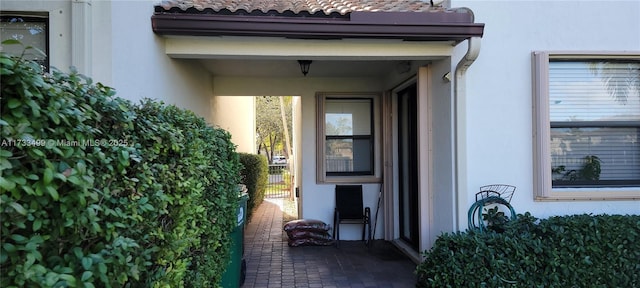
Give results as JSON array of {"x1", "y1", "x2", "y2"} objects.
[{"x1": 298, "y1": 60, "x2": 312, "y2": 76}]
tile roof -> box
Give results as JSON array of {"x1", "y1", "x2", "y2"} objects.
[{"x1": 156, "y1": 0, "x2": 438, "y2": 16}]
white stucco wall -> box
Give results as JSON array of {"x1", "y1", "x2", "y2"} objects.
[
  {"x1": 105, "y1": 1, "x2": 214, "y2": 122},
  {"x1": 452, "y1": 0, "x2": 640, "y2": 224},
  {"x1": 2, "y1": 0, "x2": 215, "y2": 123}
]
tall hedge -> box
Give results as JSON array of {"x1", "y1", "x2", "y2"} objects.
[
  {"x1": 238, "y1": 153, "x2": 268, "y2": 220},
  {"x1": 416, "y1": 213, "x2": 640, "y2": 287},
  {"x1": 0, "y1": 51, "x2": 240, "y2": 287}
]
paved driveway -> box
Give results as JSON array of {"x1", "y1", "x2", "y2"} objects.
[{"x1": 242, "y1": 198, "x2": 418, "y2": 288}]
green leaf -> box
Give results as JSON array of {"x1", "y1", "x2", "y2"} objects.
[
  {"x1": 73, "y1": 247, "x2": 83, "y2": 259},
  {"x1": 1, "y1": 39, "x2": 22, "y2": 45},
  {"x1": 9, "y1": 202, "x2": 27, "y2": 215},
  {"x1": 0, "y1": 157, "x2": 11, "y2": 171},
  {"x1": 0, "y1": 177, "x2": 15, "y2": 190},
  {"x1": 81, "y1": 257, "x2": 92, "y2": 270},
  {"x1": 43, "y1": 168, "x2": 53, "y2": 184},
  {"x1": 98, "y1": 263, "x2": 107, "y2": 274},
  {"x1": 45, "y1": 272, "x2": 59, "y2": 286},
  {"x1": 46, "y1": 186, "x2": 59, "y2": 201},
  {"x1": 3, "y1": 242, "x2": 17, "y2": 253},
  {"x1": 7, "y1": 98, "x2": 21, "y2": 109},
  {"x1": 81, "y1": 271, "x2": 92, "y2": 282},
  {"x1": 33, "y1": 219, "x2": 42, "y2": 231},
  {"x1": 0, "y1": 149, "x2": 12, "y2": 157},
  {"x1": 59, "y1": 274, "x2": 76, "y2": 286},
  {"x1": 31, "y1": 148, "x2": 45, "y2": 157},
  {"x1": 10, "y1": 234, "x2": 27, "y2": 243}
]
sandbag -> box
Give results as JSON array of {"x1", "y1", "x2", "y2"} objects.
[
  {"x1": 288, "y1": 237, "x2": 335, "y2": 247},
  {"x1": 286, "y1": 229, "x2": 332, "y2": 241},
  {"x1": 283, "y1": 219, "x2": 331, "y2": 232}
]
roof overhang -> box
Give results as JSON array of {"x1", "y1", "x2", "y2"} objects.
[{"x1": 152, "y1": 11, "x2": 484, "y2": 42}]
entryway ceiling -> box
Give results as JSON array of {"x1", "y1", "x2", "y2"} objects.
[{"x1": 199, "y1": 59, "x2": 425, "y2": 77}]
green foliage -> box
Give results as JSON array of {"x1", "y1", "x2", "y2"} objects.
[
  {"x1": 238, "y1": 153, "x2": 268, "y2": 220},
  {"x1": 552, "y1": 155, "x2": 601, "y2": 181},
  {"x1": 579, "y1": 155, "x2": 601, "y2": 181},
  {"x1": 0, "y1": 52, "x2": 240, "y2": 287},
  {"x1": 482, "y1": 206, "x2": 509, "y2": 233},
  {"x1": 416, "y1": 213, "x2": 640, "y2": 287},
  {"x1": 283, "y1": 169, "x2": 292, "y2": 188}
]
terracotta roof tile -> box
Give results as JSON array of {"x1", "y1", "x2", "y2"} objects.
[{"x1": 156, "y1": 0, "x2": 437, "y2": 16}]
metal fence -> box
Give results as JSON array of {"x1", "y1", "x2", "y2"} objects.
[{"x1": 266, "y1": 164, "x2": 291, "y2": 198}]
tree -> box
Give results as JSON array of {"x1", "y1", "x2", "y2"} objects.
[
  {"x1": 255, "y1": 96, "x2": 292, "y2": 163},
  {"x1": 589, "y1": 61, "x2": 640, "y2": 104}
]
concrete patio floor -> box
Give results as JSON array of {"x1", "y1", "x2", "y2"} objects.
[{"x1": 242, "y1": 198, "x2": 418, "y2": 288}]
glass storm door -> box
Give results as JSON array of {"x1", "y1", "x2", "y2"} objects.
[{"x1": 397, "y1": 83, "x2": 419, "y2": 250}]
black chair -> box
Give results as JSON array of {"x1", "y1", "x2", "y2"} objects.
[{"x1": 333, "y1": 185, "x2": 371, "y2": 247}]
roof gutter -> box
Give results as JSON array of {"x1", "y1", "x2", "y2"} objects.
[{"x1": 151, "y1": 11, "x2": 484, "y2": 41}]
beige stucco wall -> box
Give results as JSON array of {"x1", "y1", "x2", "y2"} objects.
[{"x1": 210, "y1": 96, "x2": 256, "y2": 153}]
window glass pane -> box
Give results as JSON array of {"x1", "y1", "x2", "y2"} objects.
[
  {"x1": 551, "y1": 127, "x2": 640, "y2": 182},
  {"x1": 326, "y1": 99, "x2": 371, "y2": 136},
  {"x1": 325, "y1": 138, "x2": 372, "y2": 173},
  {"x1": 549, "y1": 61, "x2": 640, "y2": 122},
  {"x1": 0, "y1": 16, "x2": 47, "y2": 65}
]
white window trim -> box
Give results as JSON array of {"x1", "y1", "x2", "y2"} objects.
[
  {"x1": 316, "y1": 92, "x2": 382, "y2": 184},
  {"x1": 532, "y1": 51, "x2": 640, "y2": 201}
]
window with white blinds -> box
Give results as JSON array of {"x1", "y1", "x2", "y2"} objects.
[{"x1": 548, "y1": 60, "x2": 640, "y2": 187}]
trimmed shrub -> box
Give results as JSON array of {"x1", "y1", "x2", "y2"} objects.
[
  {"x1": 416, "y1": 213, "x2": 640, "y2": 287},
  {"x1": 238, "y1": 153, "x2": 268, "y2": 220},
  {"x1": 0, "y1": 52, "x2": 240, "y2": 287}
]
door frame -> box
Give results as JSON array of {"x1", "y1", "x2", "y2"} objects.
[{"x1": 383, "y1": 67, "x2": 433, "y2": 262}]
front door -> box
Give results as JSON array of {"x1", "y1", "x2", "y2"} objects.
[{"x1": 397, "y1": 83, "x2": 419, "y2": 250}]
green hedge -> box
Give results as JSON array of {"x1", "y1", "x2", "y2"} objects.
[
  {"x1": 238, "y1": 153, "x2": 268, "y2": 220},
  {"x1": 416, "y1": 213, "x2": 640, "y2": 288},
  {"x1": 0, "y1": 52, "x2": 240, "y2": 287}
]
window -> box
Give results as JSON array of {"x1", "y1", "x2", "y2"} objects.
[
  {"x1": 533, "y1": 52, "x2": 640, "y2": 200},
  {"x1": 317, "y1": 93, "x2": 380, "y2": 183},
  {"x1": 0, "y1": 12, "x2": 49, "y2": 70}
]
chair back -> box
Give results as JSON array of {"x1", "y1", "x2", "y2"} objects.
[{"x1": 335, "y1": 185, "x2": 364, "y2": 219}]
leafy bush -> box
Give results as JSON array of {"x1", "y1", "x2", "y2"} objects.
[
  {"x1": 416, "y1": 213, "x2": 640, "y2": 287},
  {"x1": 238, "y1": 153, "x2": 268, "y2": 220},
  {"x1": 1, "y1": 52, "x2": 240, "y2": 287}
]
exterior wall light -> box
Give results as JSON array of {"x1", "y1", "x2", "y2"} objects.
[{"x1": 298, "y1": 60, "x2": 312, "y2": 76}]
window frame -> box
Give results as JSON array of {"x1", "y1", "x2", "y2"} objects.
[
  {"x1": 532, "y1": 51, "x2": 640, "y2": 201},
  {"x1": 0, "y1": 11, "x2": 49, "y2": 71},
  {"x1": 316, "y1": 92, "x2": 381, "y2": 184}
]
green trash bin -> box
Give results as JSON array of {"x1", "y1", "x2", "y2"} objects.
[{"x1": 221, "y1": 191, "x2": 249, "y2": 288}]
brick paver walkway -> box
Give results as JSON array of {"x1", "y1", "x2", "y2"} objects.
[{"x1": 242, "y1": 198, "x2": 417, "y2": 288}]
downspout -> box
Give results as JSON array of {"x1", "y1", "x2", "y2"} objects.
[{"x1": 452, "y1": 7, "x2": 482, "y2": 232}]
